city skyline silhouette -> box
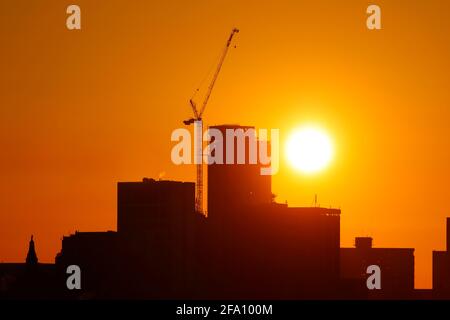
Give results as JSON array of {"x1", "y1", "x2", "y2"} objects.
[
  {"x1": 2, "y1": 124, "x2": 450, "y2": 299},
  {"x1": 2, "y1": 0, "x2": 450, "y2": 293}
]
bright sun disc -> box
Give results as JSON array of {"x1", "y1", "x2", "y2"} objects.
[{"x1": 286, "y1": 126, "x2": 333, "y2": 174}]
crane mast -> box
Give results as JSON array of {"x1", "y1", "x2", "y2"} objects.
[{"x1": 184, "y1": 28, "x2": 239, "y2": 215}]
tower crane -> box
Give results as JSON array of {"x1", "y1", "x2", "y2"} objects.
[{"x1": 184, "y1": 28, "x2": 239, "y2": 215}]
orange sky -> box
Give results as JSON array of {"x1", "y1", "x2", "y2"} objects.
[{"x1": 1, "y1": 0, "x2": 450, "y2": 289}]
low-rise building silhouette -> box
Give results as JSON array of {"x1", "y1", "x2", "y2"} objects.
[
  {"x1": 0, "y1": 124, "x2": 429, "y2": 300},
  {"x1": 341, "y1": 237, "x2": 414, "y2": 299}
]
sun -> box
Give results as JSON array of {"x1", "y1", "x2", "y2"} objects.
[{"x1": 285, "y1": 126, "x2": 333, "y2": 174}]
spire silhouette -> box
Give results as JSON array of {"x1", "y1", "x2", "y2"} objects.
[{"x1": 25, "y1": 235, "x2": 38, "y2": 265}]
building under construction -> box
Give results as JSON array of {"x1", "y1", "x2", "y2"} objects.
[{"x1": 0, "y1": 29, "x2": 341, "y2": 299}]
